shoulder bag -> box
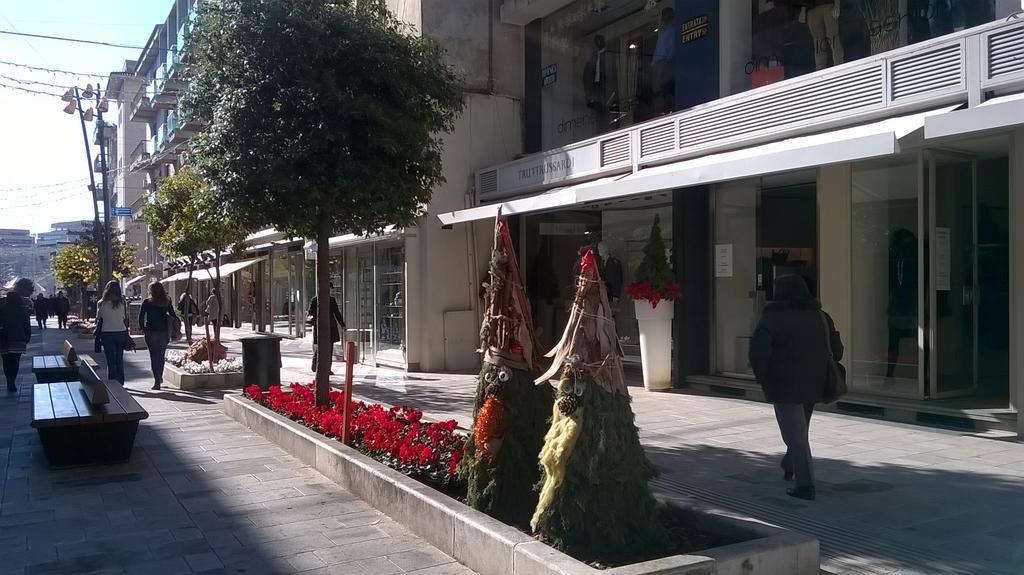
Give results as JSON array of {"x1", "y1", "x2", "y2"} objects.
[
  {"x1": 168, "y1": 304, "x2": 183, "y2": 341},
  {"x1": 819, "y1": 311, "x2": 847, "y2": 404},
  {"x1": 94, "y1": 304, "x2": 103, "y2": 353},
  {"x1": 123, "y1": 303, "x2": 137, "y2": 352}
]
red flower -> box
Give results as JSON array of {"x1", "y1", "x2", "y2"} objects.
[{"x1": 626, "y1": 281, "x2": 682, "y2": 309}]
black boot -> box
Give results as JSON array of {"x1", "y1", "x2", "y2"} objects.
[{"x1": 786, "y1": 486, "x2": 816, "y2": 501}]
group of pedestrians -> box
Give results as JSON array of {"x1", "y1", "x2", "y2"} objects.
[
  {"x1": 31, "y1": 292, "x2": 70, "y2": 330},
  {"x1": 96, "y1": 280, "x2": 181, "y2": 391}
]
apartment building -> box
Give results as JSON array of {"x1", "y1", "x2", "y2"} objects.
[{"x1": 438, "y1": 0, "x2": 1024, "y2": 435}]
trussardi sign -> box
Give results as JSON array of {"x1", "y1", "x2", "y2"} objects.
[{"x1": 490, "y1": 142, "x2": 603, "y2": 200}]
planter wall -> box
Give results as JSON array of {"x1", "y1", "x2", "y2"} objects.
[
  {"x1": 224, "y1": 394, "x2": 819, "y2": 575},
  {"x1": 164, "y1": 364, "x2": 245, "y2": 390}
]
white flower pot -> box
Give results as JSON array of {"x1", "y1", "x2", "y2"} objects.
[{"x1": 634, "y1": 299, "x2": 674, "y2": 391}]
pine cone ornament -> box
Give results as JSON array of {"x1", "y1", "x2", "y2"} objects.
[{"x1": 557, "y1": 395, "x2": 579, "y2": 416}]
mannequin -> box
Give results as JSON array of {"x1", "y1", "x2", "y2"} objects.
[
  {"x1": 583, "y1": 35, "x2": 618, "y2": 133},
  {"x1": 597, "y1": 241, "x2": 624, "y2": 302},
  {"x1": 886, "y1": 229, "x2": 917, "y2": 379},
  {"x1": 800, "y1": 0, "x2": 844, "y2": 70}
]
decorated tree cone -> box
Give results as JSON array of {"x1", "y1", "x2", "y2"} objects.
[
  {"x1": 532, "y1": 248, "x2": 668, "y2": 565},
  {"x1": 461, "y1": 213, "x2": 553, "y2": 528}
]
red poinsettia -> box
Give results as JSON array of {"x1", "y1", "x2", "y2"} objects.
[
  {"x1": 625, "y1": 281, "x2": 681, "y2": 309},
  {"x1": 244, "y1": 383, "x2": 465, "y2": 485}
]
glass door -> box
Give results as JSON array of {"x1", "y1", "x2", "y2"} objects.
[
  {"x1": 928, "y1": 151, "x2": 978, "y2": 398},
  {"x1": 356, "y1": 247, "x2": 375, "y2": 364}
]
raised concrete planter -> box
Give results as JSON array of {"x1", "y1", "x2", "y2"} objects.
[
  {"x1": 225, "y1": 394, "x2": 819, "y2": 575},
  {"x1": 164, "y1": 364, "x2": 245, "y2": 390}
]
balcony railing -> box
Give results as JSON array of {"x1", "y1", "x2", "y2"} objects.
[
  {"x1": 129, "y1": 138, "x2": 150, "y2": 167},
  {"x1": 129, "y1": 82, "x2": 155, "y2": 122},
  {"x1": 474, "y1": 19, "x2": 1024, "y2": 202}
]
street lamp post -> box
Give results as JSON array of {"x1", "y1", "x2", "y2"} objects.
[{"x1": 63, "y1": 83, "x2": 112, "y2": 292}]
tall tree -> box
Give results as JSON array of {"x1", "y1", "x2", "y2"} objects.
[
  {"x1": 143, "y1": 170, "x2": 205, "y2": 312},
  {"x1": 143, "y1": 169, "x2": 249, "y2": 351},
  {"x1": 185, "y1": 0, "x2": 464, "y2": 405},
  {"x1": 51, "y1": 238, "x2": 136, "y2": 316}
]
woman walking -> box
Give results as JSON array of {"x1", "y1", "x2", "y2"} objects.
[
  {"x1": 140, "y1": 282, "x2": 179, "y2": 390},
  {"x1": 177, "y1": 292, "x2": 199, "y2": 344},
  {"x1": 750, "y1": 274, "x2": 843, "y2": 501},
  {"x1": 97, "y1": 280, "x2": 130, "y2": 385},
  {"x1": 0, "y1": 279, "x2": 33, "y2": 392}
]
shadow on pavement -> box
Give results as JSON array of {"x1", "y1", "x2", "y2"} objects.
[{"x1": 643, "y1": 442, "x2": 1024, "y2": 575}]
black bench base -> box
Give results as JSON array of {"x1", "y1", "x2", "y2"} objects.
[{"x1": 36, "y1": 421, "x2": 140, "y2": 466}]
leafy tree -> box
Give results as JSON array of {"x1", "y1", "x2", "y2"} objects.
[
  {"x1": 186, "y1": 0, "x2": 464, "y2": 404},
  {"x1": 144, "y1": 170, "x2": 205, "y2": 308},
  {"x1": 143, "y1": 169, "x2": 249, "y2": 348},
  {"x1": 52, "y1": 238, "x2": 135, "y2": 316}
]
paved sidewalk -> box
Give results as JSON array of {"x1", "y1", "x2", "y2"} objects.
[
  {"x1": 219, "y1": 327, "x2": 1024, "y2": 575},
  {"x1": 0, "y1": 327, "x2": 473, "y2": 575}
]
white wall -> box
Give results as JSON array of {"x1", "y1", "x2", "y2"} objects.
[
  {"x1": 713, "y1": 179, "x2": 758, "y2": 374},
  {"x1": 819, "y1": 163, "x2": 852, "y2": 372},
  {"x1": 411, "y1": 93, "x2": 523, "y2": 372}
]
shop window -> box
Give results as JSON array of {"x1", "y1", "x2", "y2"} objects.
[
  {"x1": 523, "y1": 199, "x2": 672, "y2": 369},
  {"x1": 713, "y1": 172, "x2": 818, "y2": 376},
  {"x1": 851, "y1": 159, "x2": 919, "y2": 396},
  {"x1": 375, "y1": 243, "x2": 406, "y2": 365},
  {"x1": 541, "y1": 0, "x2": 678, "y2": 150},
  {"x1": 746, "y1": 0, "x2": 1018, "y2": 92}
]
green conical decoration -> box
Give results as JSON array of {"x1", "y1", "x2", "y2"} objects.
[
  {"x1": 633, "y1": 214, "x2": 673, "y2": 290},
  {"x1": 531, "y1": 248, "x2": 668, "y2": 565},
  {"x1": 461, "y1": 214, "x2": 553, "y2": 529}
]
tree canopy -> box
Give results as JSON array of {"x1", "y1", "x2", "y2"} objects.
[
  {"x1": 184, "y1": 0, "x2": 465, "y2": 239},
  {"x1": 52, "y1": 238, "x2": 135, "y2": 289}
]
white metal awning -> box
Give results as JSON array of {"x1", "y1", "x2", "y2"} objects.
[
  {"x1": 163, "y1": 258, "x2": 264, "y2": 283},
  {"x1": 440, "y1": 106, "x2": 956, "y2": 225},
  {"x1": 436, "y1": 176, "x2": 628, "y2": 226},
  {"x1": 123, "y1": 275, "x2": 147, "y2": 288},
  {"x1": 924, "y1": 94, "x2": 1024, "y2": 140}
]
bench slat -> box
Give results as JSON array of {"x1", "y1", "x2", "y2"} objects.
[
  {"x1": 32, "y1": 356, "x2": 44, "y2": 370},
  {"x1": 67, "y1": 382, "x2": 103, "y2": 425},
  {"x1": 33, "y1": 384, "x2": 55, "y2": 422},
  {"x1": 105, "y1": 383, "x2": 148, "y2": 421},
  {"x1": 45, "y1": 356, "x2": 57, "y2": 369},
  {"x1": 48, "y1": 383, "x2": 80, "y2": 421}
]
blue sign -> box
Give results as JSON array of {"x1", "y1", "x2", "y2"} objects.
[
  {"x1": 675, "y1": 0, "x2": 719, "y2": 110},
  {"x1": 112, "y1": 207, "x2": 132, "y2": 217}
]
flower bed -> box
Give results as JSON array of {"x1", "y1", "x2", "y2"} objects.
[
  {"x1": 245, "y1": 383, "x2": 464, "y2": 487},
  {"x1": 167, "y1": 351, "x2": 242, "y2": 374}
]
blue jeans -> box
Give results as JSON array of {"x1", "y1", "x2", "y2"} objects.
[
  {"x1": 145, "y1": 331, "x2": 170, "y2": 386},
  {"x1": 100, "y1": 331, "x2": 127, "y2": 384}
]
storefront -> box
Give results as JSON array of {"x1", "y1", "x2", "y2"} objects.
[
  {"x1": 525, "y1": 0, "x2": 1021, "y2": 152},
  {"x1": 443, "y1": 15, "x2": 1024, "y2": 433},
  {"x1": 312, "y1": 230, "x2": 409, "y2": 368}
]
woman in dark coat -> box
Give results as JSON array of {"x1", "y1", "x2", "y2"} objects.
[
  {"x1": 1, "y1": 279, "x2": 34, "y2": 392},
  {"x1": 33, "y1": 295, "x2": 49, "y2": 330},
  {"x1": 750, "y1": 274, "x2": 843, "y2": 501},
  {"x1": 307, "y1": 283, "x2": 345, "y2": 374}
]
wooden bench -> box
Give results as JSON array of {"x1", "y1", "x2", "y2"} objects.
[
  {"x1": 31, "y1": 362, "x2": 148, "y2": 466},
  {"x1": 31, "y1": 341, "x2": 96, "y2": 384}
]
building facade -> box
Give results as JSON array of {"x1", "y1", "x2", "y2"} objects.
[{"x1": 441, "y1": 1, "x2": 1024, "y2": 436}]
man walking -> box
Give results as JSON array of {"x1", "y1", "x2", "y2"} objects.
[
  {"x1": 307, "y1": 283, "x2": 345, "y2": 374},
  {"x1": 55, "y1": 291, "x2": 70, "y2": 329}
]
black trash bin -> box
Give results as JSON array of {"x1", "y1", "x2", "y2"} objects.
[{"x1": 240, "y1": 334, "x2": 283, "y2": 391}]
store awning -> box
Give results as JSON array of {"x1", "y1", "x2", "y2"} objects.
[
  {"x1": 436, "y1": 176, "x2": 628, "y2": 226},
  {"x1": 924, "y1": 94, "x2": 1024, "y2": 140},
  {"x1": 438, "y1": 106, "x2": 956, "y2": 224},
  {"x1": 162, "y1": 258, "x2": 264, "y2": 283},
  {"x1": 123, "y1": 275, "x2": 148, "y2": 288}
]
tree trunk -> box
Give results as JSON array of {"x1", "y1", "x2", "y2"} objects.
[
  {"x1": 214, "y1": 249, "x2": 223, "y2": 345},
  {"x1": 315, "y1": 211, "x2": 332, "y2": 406}
]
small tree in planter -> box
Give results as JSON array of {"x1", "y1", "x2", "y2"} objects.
[
  {"x1": 461, "y1": 214, "x2": 553, "y2": 528},
  {"x1": 531, "y1": 248, "x2": 668, "y2": 564},
  {"x1": 625, "y1": 215, "x2": 679, "y2": 391}
]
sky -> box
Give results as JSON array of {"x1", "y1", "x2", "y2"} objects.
[{"x1": 0, "y1": 1, "x2": 170, "y2": 234}]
